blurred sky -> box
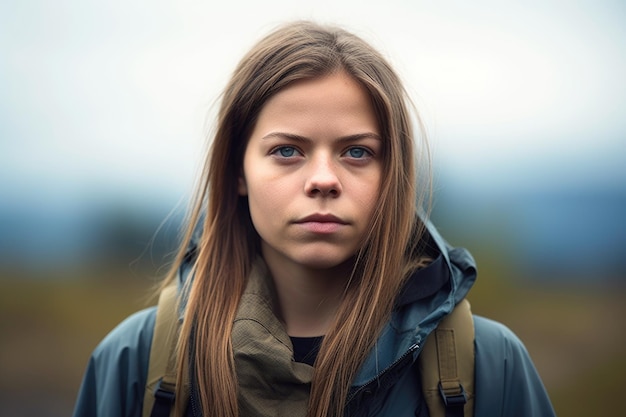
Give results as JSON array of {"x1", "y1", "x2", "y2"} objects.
[{"x1": 2, "y1": 0, "x2": 624, "y2": 200}]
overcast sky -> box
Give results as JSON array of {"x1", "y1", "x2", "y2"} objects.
[{"x1": 1, "y1": 0, "x2": 625, "y2": 203}]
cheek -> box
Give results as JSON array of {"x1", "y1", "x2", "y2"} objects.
[
  {"x1": 353, "y1": 174, "x2": 381, "y2": 212},
  {"x1": 246, "y1": 179, "x2": 288, "y2": 224},
  {"x1": 360, "y1": 191, "x2": 380, "y2": 224},
  {"x1": 247, "y1": 194, "x2": 289, "y2": 246}
]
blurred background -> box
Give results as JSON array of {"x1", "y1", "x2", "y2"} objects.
[{"x1": 1, "y1": 0, "x2": 624, "y2": 415}]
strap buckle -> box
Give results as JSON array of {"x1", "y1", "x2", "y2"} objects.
[
  {"x1": 154, "y1": 379, "x2": 176, "y2": 403},
  {"x1": 438, "y1": 381, "x2": 467, "y2": 407}
]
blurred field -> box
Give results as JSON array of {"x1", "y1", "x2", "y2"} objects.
[
  {"x1": 1, "y1": 254, "x2": 625, "y2": 417},
  {"x1": 467, "y1": 248, "x2": 626, "y2": 416},
  {"x1": 0, "y1": 268, "x2": 156, "y2": 417}
]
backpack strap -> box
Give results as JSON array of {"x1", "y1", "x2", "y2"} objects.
[
  {"x1": 419, "y1": 298, "x2": 475, "y2": 417},
  {"x1": 143, "y1": 283, "x2": 187, "y2": 417}
]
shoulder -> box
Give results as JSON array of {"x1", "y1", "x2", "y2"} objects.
[
  {"x1": 93, "y1": 307, "x2": 157, "y2": 361},
  {"x1": 473, "y1": 315, "x2": 526, "y2": 354},
  {"x1": 472, "y1": 315, "x2": 556, "y2": 417},
  {"x1": 73, "y1": 307, "x2": 157, "y2": 417}
]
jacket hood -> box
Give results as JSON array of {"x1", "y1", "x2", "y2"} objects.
[
  {"x1": 396, "y1": 219, "x2": 476, "y2": 308},
  {"x1": 351, "y1": 219, "x2": 477, "y2": 387}
]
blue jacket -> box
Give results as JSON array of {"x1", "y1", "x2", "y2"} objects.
[{"x1": 72, "y1": 221, "x2": 556, "y2": 417}]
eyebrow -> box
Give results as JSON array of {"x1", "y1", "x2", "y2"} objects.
[{"x1": 261, "y1": 131, "x2": 382, "y2": 143}]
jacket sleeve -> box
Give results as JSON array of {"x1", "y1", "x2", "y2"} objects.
[
  {"x1": 72, "y1": 307, "x2": 157, "y2": 417},
  {"x1": 473, "y1": 316, "x2": 556, "y2": 417}
]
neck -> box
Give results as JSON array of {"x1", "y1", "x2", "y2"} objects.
[{"x1": 262, "y1": 251, "x2": 352, "y2": 337}]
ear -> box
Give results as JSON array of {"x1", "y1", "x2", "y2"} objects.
[{"x1": 238, "y1": 175, "x2": 248, "y2": 196}]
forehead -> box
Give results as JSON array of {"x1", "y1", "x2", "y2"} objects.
[{"x1": 253, "y1": 72, "x2": 380, "y2": 137}]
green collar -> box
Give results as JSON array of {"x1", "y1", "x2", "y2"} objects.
[{"x1": 232, "y1": 258, "x2": 313, "y2": 417}]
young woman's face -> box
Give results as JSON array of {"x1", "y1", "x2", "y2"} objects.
[{"x1": 239, "y1": 71, "x2": 382, "y2": 272}]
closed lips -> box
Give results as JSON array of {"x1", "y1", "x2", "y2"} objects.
[{"x1": 296, "y1": 214, "x2": 348, "y2": 224}]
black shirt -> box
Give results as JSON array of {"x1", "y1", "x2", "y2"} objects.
[{"x1": 290, "y1": 336, "x2": 323, "y2": 366}]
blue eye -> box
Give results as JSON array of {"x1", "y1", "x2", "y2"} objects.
[
  {"x1": 346, "y1": 147, "x2": 369, "y2": 158},
  {"x1": 275, "y1": 146, "x2": 298, "y2": 157}
]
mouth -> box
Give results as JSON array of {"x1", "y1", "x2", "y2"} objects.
[
  {"x1": 294, "y1": 213, "x2": 348, "y2": 234},
  {"x1": 296, "y1": 213, "x2": 348, "y2": 224}
]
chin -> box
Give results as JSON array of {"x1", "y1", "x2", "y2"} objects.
[{"x1": 294, "y1": 252, "x2": 356, "y2": 271}]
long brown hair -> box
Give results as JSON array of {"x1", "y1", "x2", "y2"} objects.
[{"x1": 162, "y1": 20, "x2": 431, "y2": 417}]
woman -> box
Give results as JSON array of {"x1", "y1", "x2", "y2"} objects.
[{"x1": 73, "y1": 21, "x2": 556, "y2": 417}]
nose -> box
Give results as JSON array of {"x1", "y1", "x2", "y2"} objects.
[{"x1": 304, "y1": 154, "x2": 342, "y2": 198}]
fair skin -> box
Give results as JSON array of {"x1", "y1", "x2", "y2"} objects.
[{"x1": 238, "y1": 70, "x2": 382, "y2": 337}]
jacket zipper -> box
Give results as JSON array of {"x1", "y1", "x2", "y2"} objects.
[
  {"x1": 346, "y1": 342, "x2": 421, "y2": 404},
  {"x1": 191, "y1": 386, "x2": 201, "y2": 417}
]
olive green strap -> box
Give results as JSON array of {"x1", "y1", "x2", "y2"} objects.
[
  {"x1": 419, "y1": 299, "x2": 475, "y2": 417},
  {"x1": 143, "y1": 284, "x2": 183, "y2": 417}
]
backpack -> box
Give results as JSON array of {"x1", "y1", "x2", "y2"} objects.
[{"x1": 143, "y1": 283, "x2": 475, "y2": 417}]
